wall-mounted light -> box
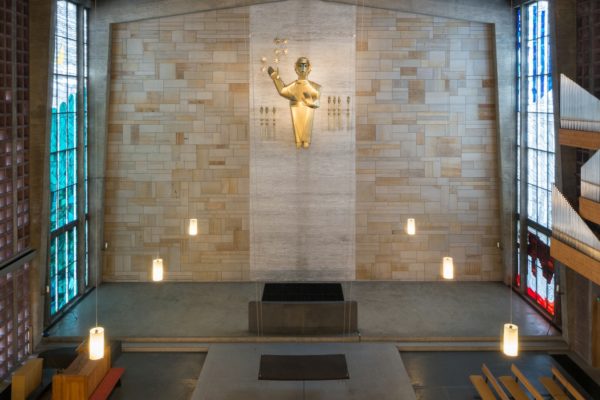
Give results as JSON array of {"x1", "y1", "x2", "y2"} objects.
[
  {"x1": 406, "y1": 218, "x2": 416, "y2": 235},
  {"x1": 188, "y1": 218, "x2": 198, "y2": 236},
  {"x1": 442, "y1": 256, "x2": 454, "y2": 280},
  {"x1": 152, "y1": 258, "x2": 164, "y2": 282}
]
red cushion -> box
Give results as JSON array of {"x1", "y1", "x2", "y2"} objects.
[{"x1": 90, "y1": 367, "x2": 125, "y2": 400}]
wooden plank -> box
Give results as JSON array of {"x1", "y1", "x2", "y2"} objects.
[
  {"x1": 11, "y1": 358, "x2": 43, "y2": 400},
  {"x1": 482, "y1": 364, "x2": 510, "y2": 400},
  {"x1": 510, "y1": 364, "x2": 544, "y2": 400},
  {"x1": 499, "y1": 376, "x2": 529, "y2": 400},
  {"x1": 595, "y1": 297, "x2": 600, "y2": 368},
  {"x1": 470, "y1": 375, "x2": 497, "y2": 400},
  {"x1": 52, "y1": 345, "x2": 111, "y2": 400},
  {"x1": 580, "y1": 197, "x2": 600, "y2": 226},
  {"x1": 552, "y1": 367, "x2": 586, "y2": 400},
  {"x1": 550, "y1": 238, "x2": 600, "y2": 286},
  {"x1": 90, "y1": 367, "x2": 125, "y2": 400},
  {"x1": 559, "y1": 128, "x2": 600, "y2": 149},
  {"x1": 539, "y1": 376, "x2": 569, "y2": 400}
]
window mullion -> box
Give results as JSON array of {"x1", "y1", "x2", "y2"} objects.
[
  {"x1": 518, "y1": 4, "x2": 530, "y2": 293},
  {"x1": 76, "y1": 4, "x2": 85, "y2": 295}
]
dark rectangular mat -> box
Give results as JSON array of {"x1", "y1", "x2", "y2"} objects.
[
  {"x1": 262, "y1": 283, "x2": 344, "y2": 302},
  {"x1": 259, "y1": 354, "x2": 349, "y2": 380}
]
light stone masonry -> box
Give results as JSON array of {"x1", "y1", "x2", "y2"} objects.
[
  {"x1": 104, "y1": 9, "x2": 250, "y2": 281},
  {"x1": 355, "y1": 8, "x2": 502, "y2": 281}
]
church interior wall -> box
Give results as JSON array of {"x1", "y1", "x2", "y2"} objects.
[{"x1": 101, "y1": 0, "x2": 504, "y2": 282}]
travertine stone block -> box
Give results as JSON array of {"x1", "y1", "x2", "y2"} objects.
[
  {"x1": 355, "y1": 8, "x2": 500, "y2": 281},
  {"x1": 105, "y1": 9, "x2": 250, "y2": 282}
]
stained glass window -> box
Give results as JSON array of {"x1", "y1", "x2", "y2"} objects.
[
  {"x1": 516, "y1": 1, "x2": 557, "y2": 319},
  {"x1": 49, "y1": 0, "x2": 88, "y2": 317}
]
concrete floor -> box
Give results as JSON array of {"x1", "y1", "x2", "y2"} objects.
[
  {"x1": 47, "y1": 281, "x2": 559, "y2": 338},
  {"x1": 191, "y1": 343, "x2": 416, "y2": 400}
]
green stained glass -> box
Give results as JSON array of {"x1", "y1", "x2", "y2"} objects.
[
  {"x1": 49, "y1": 153, "x2": 57, "y2": 191},
  {"x1": 50, "y1": 113, "x2": 57, "y2": 152}
]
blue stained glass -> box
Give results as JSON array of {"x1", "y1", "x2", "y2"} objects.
[
  {"x1": 527, "y1": 40, "x2": 534, "y2": 77},
  {"x1": 537, "y1": 114, "x2": 548, "y2": 149},
  {"x1": 538, "y1": 187, "x2": 548, "y2": 227},
  {"x1": 68, "y1": 149, "x2": 77, "y2": 185},
  {"x1": 528, "y1": 183, "x2": 538, "y2": 221},
  {"x1": 56, "y1": 2, "x2": 67, "y2": 38},
  {"x1": 537, "y1": 151, "x2": 548, "y2": 188},
  {"x1": 55, "y1": 36, "x2": 67, "y2": 76},
  {"x1": 527, "y1": 77, "x2": 537, "y2": 112},
  {"x1": 67, "y1": 39, "x2": 78, "y2": 76},
  {"x1": 69, "y1": 185, "x2": 77, "y2": 223},
  {"x1": 50, "y1": 192, "x2": 57, "y2": 228},
  {"x1": 50, "y1": 114, "x2": 57, "y2": 152},
  {"x1": 49, "y1": 154, "x2": 57, "y2": 191},
  {"x1": 547, "y1": 43, "x2": 552, "y2": 75},
  {"x1": 58, "y1": 114, "x2": 67, "y2": 151},
  {"x1": 527, "y1": 113, "x2": 537, "y2": 146},
  {"x1": 528, "y1": 5, "x2": 536, "y2": 40},
  {"x1": 50, "y1": 0, "x2": 88, "y2": 318},
  {"x1": 67, "y1": 2, "x2": 77, "y2": 40}
]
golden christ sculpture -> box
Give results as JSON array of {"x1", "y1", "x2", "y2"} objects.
[{"x1": 267, "y1": 57, "x2": 321, "y2": 148}]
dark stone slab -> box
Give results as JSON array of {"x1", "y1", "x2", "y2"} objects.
[
  {"x1": 262, "y1": 283, "x2": 344, "y2": 302},
  {"x1": 248, "y1": 301, "x2": 357, "y2": 335},
  {"x1": 258, "y1": 354, "x2": 349, "y2": 380}
]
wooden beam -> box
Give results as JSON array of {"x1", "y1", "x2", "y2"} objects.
[
  {"x1": 550, "y1": 238, "x2": 600, "y2": 286},
  {"x1": 580, "y1": 197, "x2": 600, "y2": 226},
  {"x1": 559, "y1": 128, "x2": 600, "y2": 149}
]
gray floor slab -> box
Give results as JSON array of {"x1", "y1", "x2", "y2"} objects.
[
  {"x1": 47, "y1": 281, "x2": 560, "y2": 338},
  {"x1": 191, "y1": 343, "x2": 417, "y2": 400}
]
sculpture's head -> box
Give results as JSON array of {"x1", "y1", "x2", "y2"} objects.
[{"x1": 295, "y1": 57, "x2": 311, "y2": 79}]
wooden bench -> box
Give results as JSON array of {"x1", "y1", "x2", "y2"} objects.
[
  {"x1": 469, "y1": 364, "x2": 510, "y2": 400},
  {"x1": 89, "y1": 367, "x2": 124, "y2": 400},
  {"x1": 539, "y1": 367, "x2": 586, "y2": 400},
  {"x1": 469, "y1": 375, "x2": 496, "y2": 400},
  {"x1": 52, "y1": 344, "x2": 111, "y2": 400},
  {"x1": 11, "y1": 358, "x2": 43, "y2": 400},
  {"x1": 539, "y1": 376, "x2": 570, "y2": 400},
  {"x1": 499, "y1": 364, "x2": 544, "y2": 400}
]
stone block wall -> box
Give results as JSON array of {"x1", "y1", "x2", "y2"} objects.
[
  {"x1": 355, "y1": 9, "x2": 502, "y2": 280},
  {"x1": 103, "y1": 4, "x2": 502, "y2": 282},
  {"x1": 104, "y1": 9, "x2": 250, "y2": 281}
]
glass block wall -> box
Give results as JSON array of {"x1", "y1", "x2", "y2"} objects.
[{"x1": 0, "y1": 0, "x2": 30, "y2": 381}]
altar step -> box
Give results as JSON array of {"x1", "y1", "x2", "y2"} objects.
[{"x1": 41, "y1": 335, "x2": 568, "y2": 353}]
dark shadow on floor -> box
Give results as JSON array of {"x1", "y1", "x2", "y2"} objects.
[{"x1": 109, "y1": 352, "x2": 206, "y2": 400}]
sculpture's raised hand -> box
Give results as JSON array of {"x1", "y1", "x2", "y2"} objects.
[{"x1": 267, "y1": 66, "x2": 275, "y2": 76}]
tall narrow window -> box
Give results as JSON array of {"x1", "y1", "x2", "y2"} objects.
[
  {"x1": 516, "y1": 1, "x2": 557, "y2": 318},
  {"x1": 48, "y1": 0, "x2": 88, "y2": 319}
]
